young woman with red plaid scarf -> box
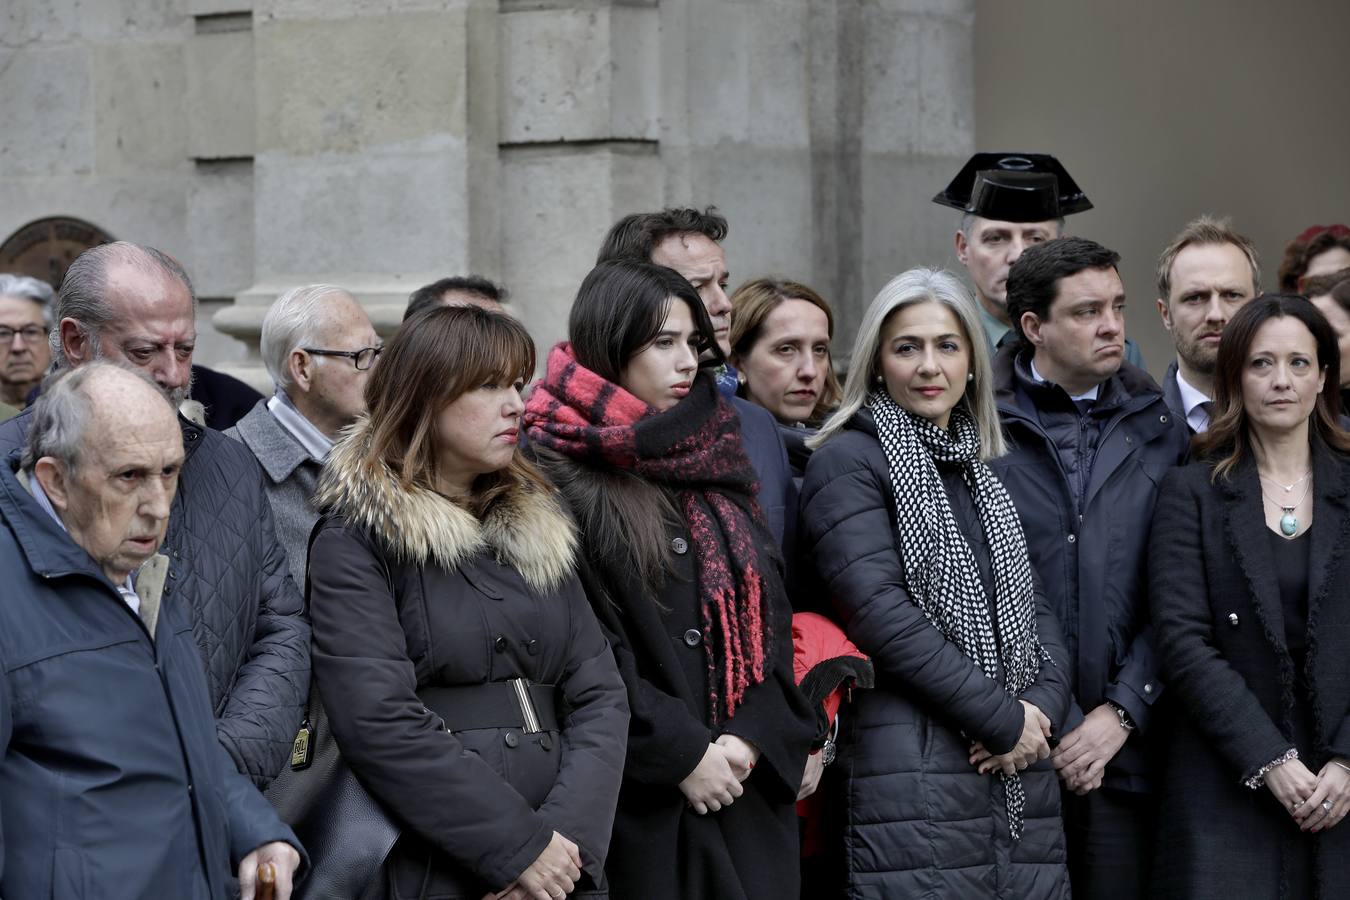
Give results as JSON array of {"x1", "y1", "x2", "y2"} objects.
[{"x1": 525, "y1": 261, "x2": 816, "y2": 900}]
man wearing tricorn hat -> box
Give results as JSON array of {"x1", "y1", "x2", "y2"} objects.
[{"x1": 935, "y1": 153, "x2": 1146, "y2": 369}]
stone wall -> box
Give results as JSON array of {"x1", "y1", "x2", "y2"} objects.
[{"x1": 1, "y1": 0, "x2": 977, "y2": 389}]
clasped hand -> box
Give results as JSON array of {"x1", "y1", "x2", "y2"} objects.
[
  {"x1": 969, "y1": 701, "x2": 1051, "y2": 776},
  {"x1": 1267, "y1": 756, "x2": 1350, "y2": 833},
  {"x1": 488, "y1": 831, "x2": 583, "y2": 900},
  {"x1": 1051, "y1": 704, "x2": 1130, "y2": 795},
  {"x1": 678, "y1": 735, "x2": 760, "y2": 815}
]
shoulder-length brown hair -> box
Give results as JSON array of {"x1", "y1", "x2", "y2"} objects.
[
  {"x1": 360, "y1": 304, "x2": 552, "y2": 513},
  {"x1": 728, "y1": 276, "x2": 844, "y2": 425},
  {"x1": 1194, "y1": 293, "x2": 1350, "y2": 480}
]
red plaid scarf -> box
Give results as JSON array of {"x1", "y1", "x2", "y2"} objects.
[{"x1": 525, "y1": 342, "x2": 773, "y2": 720}]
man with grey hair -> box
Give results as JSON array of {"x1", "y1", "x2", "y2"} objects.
[
  {"x1": 0, "y1": 362, "x2": 305, "y2": 899},
  {"x1": 933, "y1": 153, "x2": 1146, "y2": 369},
  {"x1": 0, "y1": 273, "x2": 54, "y2": 409},
  {"x1": 0, "y1": 241, "x2": 310, "y2": 788},
  {"x1": 227, "y1": 284, "x2": 379, "y2": 581}
]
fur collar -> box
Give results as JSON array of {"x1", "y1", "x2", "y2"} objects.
[{"x1": 316, "y1": 415, "x2": 577, "y2": 593}]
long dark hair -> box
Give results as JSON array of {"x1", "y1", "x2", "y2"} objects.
[
  {"x1": 361, "y1": 304, "x2": 551, "y2": 514},
  {"x1": 547, "y1": 260, "x2": 720, "y2": 594},
  {"x1": 1194, "y1": 293, "x2": 1350, "y2": 480},
  {"x1": 569, "y1": 259, "x2": 722, "y2": 380}
]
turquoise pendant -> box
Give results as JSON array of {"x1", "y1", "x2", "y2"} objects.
[{"x1": 1280, "y1": 509, "x2": 1298, "y2": 536}]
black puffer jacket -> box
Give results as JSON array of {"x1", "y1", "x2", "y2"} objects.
[
  {"x1": 0, "y1": 410, "x2": 310, "y2": 786},
  {"x1": 308, "y1": 420, "x2": 629, "y2": 899},
  {"x1": 992, "y1": 349, "x2": 1189, "y2": 790},
  {"x1": 800, "y1": 409, "x2": 1073, "y2": 899}
]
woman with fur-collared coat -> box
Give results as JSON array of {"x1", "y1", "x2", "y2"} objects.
[
  {"x1": 307, "y1": 305, "x2": 629, "y2": 900},
  {"x1": 525, "y1": 261, "x2": 816, "y2": 900},
  {"x1": 1150, "y1": 296, "x2": 1350, "y2": 900}
]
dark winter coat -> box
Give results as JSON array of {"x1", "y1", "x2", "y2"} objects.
[
  {"x1": 0, "y1": 456, "x2": 304, "y2": 899},
  {"x1": 192, "y1": 363, "x2": 265, "y2": 431},
  {"x1": 992, "y1": 350, "x2": 1188, "y2": 790},
  {"x1": 0, "y1": 408, "x2": 310, "y2": 787},
  {"x1": 800, "y1": 408, "x2": 1073, "y2": 899},
  {"x1": 731, "y1": 395, "x2": 797, "y2": 552},
  {"x1": 307, "y1": 420, "x2": 629, "y2": 900},
  {"x1": 1149, "y1": 443, "x2": 1350, "y2": 900},
  {"x1": 533, "y1": 447, "x2": 816, "y2": 900}
]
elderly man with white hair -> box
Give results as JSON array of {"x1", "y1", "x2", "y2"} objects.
[
  {"x1": 0, "y1": 362, "x2": 306, "y2": 899},
  {"x1": 226, "y1": 284, "x2": 379, "y2": 582}
]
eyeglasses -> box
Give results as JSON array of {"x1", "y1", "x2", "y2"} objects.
[
  {"x1": 302, "y1": 346, "x2": 382, "y2": 370},
  {"x1": 0, "y1": 325, "x2": 47, "y2": 343}
]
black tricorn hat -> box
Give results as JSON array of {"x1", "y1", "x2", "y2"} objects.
[{"x1": 933, "y1": 153, "x2": 1092, "y2": 222}]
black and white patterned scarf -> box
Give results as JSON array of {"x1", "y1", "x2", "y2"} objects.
[{"x1": 870, "y1": 390, "x2": 1045, "y2": 839}]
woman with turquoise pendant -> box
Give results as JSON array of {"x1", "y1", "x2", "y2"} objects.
[{"x1": 1150, "y1": 294, "x2": 1350, "y2": 899}]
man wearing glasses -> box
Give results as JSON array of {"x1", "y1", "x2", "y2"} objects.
[
  {"x1": 227, "y1": 284, "x2": 380, "y2": 583},
  {"x1": 0, "y1": 242, "x2": 311, "y2": 791},
  {"x1": 0, "y1": 274, "x2": 54, "y2": 411}
]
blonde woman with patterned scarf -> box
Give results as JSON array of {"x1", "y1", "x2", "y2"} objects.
[{"x1": 800, "y1": 267, "x2": 1073, "y2": 899}]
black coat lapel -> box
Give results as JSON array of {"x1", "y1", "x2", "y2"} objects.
[
  {"x1": 1305, "y1": 439, "x2": 1350, "y2": 632},
  {"x1": 1221, "y1": 459, "x2": 1288, "y2": 657}
]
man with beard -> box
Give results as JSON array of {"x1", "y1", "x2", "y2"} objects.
[
  {"x1": 1154, "y1": 216, "x2": 1261, "y2": 433},
  {"x1": 0, "y1": 242, "x2": 310, "y2": 788}
]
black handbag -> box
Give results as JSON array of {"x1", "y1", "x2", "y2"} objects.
[{"x1": 265, "y1": 683, "x2": 402, "y2": 900}]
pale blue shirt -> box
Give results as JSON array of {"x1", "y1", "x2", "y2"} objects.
[
  {"x1": 1174, "y1": 369, "x2": 1213, "y2": 434},
  {"x1": 268, "y1": 391, "x2": 334, "y2": 461}
]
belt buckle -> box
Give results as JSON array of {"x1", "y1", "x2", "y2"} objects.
[{"x1": 510, "y1": 678, "x2": 542, "y2": 734}]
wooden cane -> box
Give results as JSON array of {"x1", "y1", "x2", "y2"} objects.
[{"x1": 257, "y1": 860, "x2": 277, "y2": 900}]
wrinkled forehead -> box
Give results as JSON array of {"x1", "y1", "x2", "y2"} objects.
[
  {"x1": 101, "y1": 263, "x2": 195, "y2": 329},
  {"x1": 1169, "y1": 242, "x2": 1256, "y2": 296},
  {"x1": 0, "y1": 293, "x2": 47, "y2": 321}
]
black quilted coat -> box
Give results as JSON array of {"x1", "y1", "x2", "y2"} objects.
[
  {"x1": 800, "y1": 409, "x2": 1073, "y2": 899},
  {"x1": 0, "y1": 410, "x2": 310, "y2": 787}
]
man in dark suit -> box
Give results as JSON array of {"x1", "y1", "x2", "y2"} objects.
[
  {"x1": 992, "y1": 236, "x2": 1189, "y2": 900},
  {"x1": 1154, "y1": 215, "x2": 1261, "y2": 434}
]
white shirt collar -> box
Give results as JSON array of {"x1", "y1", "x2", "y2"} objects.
[
  {"x1": 268, "y1": 391, "x2": 334, "y2": 461},
  {"x1": 1029, "y1": 358, "x2": 1099, "y2": 402},
  {"x1": 27, "y1": 470, "x2": 140, "y2": 613},
  {"x1": 1174, "y1": 368, "x2": 1213, "y2": 433}
]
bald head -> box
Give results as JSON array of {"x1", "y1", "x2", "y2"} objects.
[
  {"x1": 55, "y1": 242, "x2": 197, "y2": 406},
  {"x1": 26, "y1": 362, "x2": 182, "y2": 582}
]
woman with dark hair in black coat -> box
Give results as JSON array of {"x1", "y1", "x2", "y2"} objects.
[
  {"x1": 524, "y1": 260, "x2": 816, "y2": 900},
  {"x1": 307, "y1": 305, "x2": 629, "y2": 900},
  {"x1": 1150, "y1": 294, "x2": 1350, "y2": 900}
]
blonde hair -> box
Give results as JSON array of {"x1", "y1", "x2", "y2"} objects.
[
  {"x1": 809, "y1": 268, "x2": 1006, "y2": 460},
  {"x1": 728, "y1": 276, "x2": 843, "y2": 424}
]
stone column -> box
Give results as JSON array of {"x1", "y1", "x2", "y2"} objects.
[{"x1": 212, "y1": 0, "x2": 495, "y2": 390}]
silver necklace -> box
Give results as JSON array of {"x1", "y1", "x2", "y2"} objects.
[
  {"x1": 1261, "y1": 477, "x2": 1313, "y2": 537},
  {"x1": 1259, "y1": 469, "x2": 1312, "y2": 494}
]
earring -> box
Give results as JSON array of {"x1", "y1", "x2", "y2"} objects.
[
  {"x1": 875, "y1": 375, "x2": 883, "y2": 384},
  {"x1": 967, "y1": 373, "x2": 974, "y2": 382}
]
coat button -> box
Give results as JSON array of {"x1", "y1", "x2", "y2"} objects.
[
  {"x1": 1067, "y1": 534, "x2": 1076, "y2": 544},
  {"x1": 504, "y1": 732, "x2": 519, "y2": 748},
  {"x1": 494, "y1": 636, "x2": 508, "y2": 653},
  {"x1": 683, "y1": 628, "x2": 702, "y2": 647},
  {"x1": 1124, "y1": 436, "x2": 1133, "y2": 444},
  {"x1": 1144, "y1": 683, "x2": 1154, "y2": 694},
  {"x1": 1229, "y1": 613, "x2": 1240, "y2": 627},
  {"x1": 540, "y1": 733, "x2": 554, "y2": 750},
  {"x1": 525, "y1": 638, "x2": 539, "y2": 656},
  {"x1": 671, "y1": 537, "x2": 689, "y2": 555},
  {"x1": 1160, "y1": 414, "x2": 1169, "y2": 423}
]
